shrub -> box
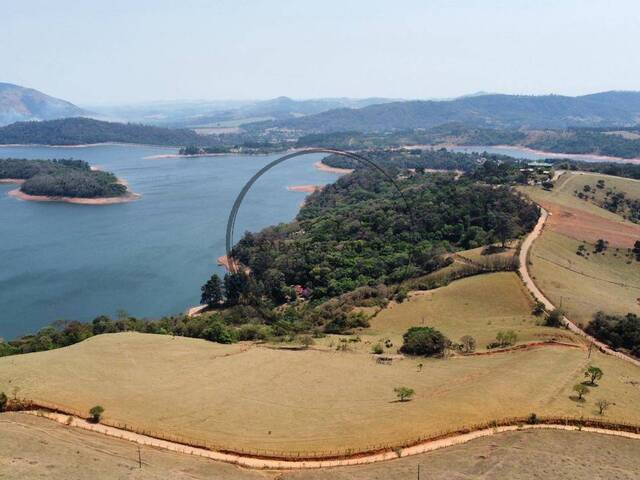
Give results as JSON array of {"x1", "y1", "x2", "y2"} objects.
[
  {"x1": 545, "y1": 309, "x2": 564, "y2": 327},
  {"x1": 0, "y1": 391, "x2": 7, "y2": 412},
  {"x1": 400, "y1": 326, "x2": 449, "y2": 357},
  {"x1": 371, "y1": 343, "x2": 384, "y2": 354},
  {"x1": 202, "y1": 321, "x2": 237, "y2": 344},
  {"x1": 89, "y1": 405, "x2": 104, "y2": 423},
  {"x1": 532, "y1": 301, "x2": 546, "y2": 316},
  {"x1": 459, "y1": 335, "x2": 476, "y2": 354},
  {"x1": 394, "y1": 386, "x2": 415, "y2": 402},
  {"x1": 299, "y1": 335, "x2": 314, "y2": 349},
  {"x1": 526, "y1": 413, "x2": 539, "y2": 424},
  {"x1": 237, "y1": 324, "x2": 270, "y2": 341},
  {"x1": 488, "y1": 330, "x2": 518, "y2": 349}
]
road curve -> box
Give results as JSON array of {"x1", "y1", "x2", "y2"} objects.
[
  {"x1": 19, "y1": 411, "x2": 640, "y2": 470},
  {"x1": 518, "y1": 206, "x2": 640, "y2": 368}
]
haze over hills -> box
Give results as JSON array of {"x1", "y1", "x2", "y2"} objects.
[
  {"x1": 248, "y1": 91, "x2": 640, "y2": 133},
  {"x1": 88, "y1": 96, "x2": 399, "y2": 127},
  {"x1": 0, "y1": 83, "x2": 86, "y2": 126}
]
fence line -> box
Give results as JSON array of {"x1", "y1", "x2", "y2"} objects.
[{"x1": 7, "y1": 397, "x2": 640, "y2": 461}]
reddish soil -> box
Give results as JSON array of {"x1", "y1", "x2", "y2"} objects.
[{"x1": 539, "y1": 200, "x2": 640, "y2": 248}]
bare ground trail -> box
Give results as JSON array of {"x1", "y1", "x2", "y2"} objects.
[
  {"x1": 15, "y1": 411, "x2": 640, "y2": 470},
  {"x1": 518, "y1": 198, "x2": 640, "y2": 368}
]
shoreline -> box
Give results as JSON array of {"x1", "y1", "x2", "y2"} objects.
[
  {"x1": 7, "y1": 188, "x2": 141, "y2": 205},
  {"x1": 287, "y1": 184, "x2": 323, "y2": 193},
  {"x1": 313, "y1": 160, "x2": 354, "y2": 174},
  {"x1": 0, "y1": 178, "x2": 26, "y2": 184},
  {"x1": 451, "y1": 144, "x2": 640, "y2": 164}
]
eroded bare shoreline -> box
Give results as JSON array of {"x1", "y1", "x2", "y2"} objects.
[{"x1": 7, "y1": 188, "x2": 141, "y2": 205}]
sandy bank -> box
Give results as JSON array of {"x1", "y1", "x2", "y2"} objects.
[
  {"x1": 287, "y1": 184, "x2": 323, "y2": 193},
  {"x1": 7, "y1": 188, "x2": 141, "y2": 205},
  {"x1": 217, "y1": 255, "x2": 233, "y2": 272},
  {"x1": 0, "y1": 178, "x2": 26, "y2": 184},
  {"x1": 313, "y1": 160, "x2": 354, "y2": 174}
]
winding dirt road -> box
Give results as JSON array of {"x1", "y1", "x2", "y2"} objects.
[
  {"x1": 518, "y1": 201, "x2": 640, "y2": 368},
  {"x1": 20, "y1": 411, "x2": 640, "y2": 470}
]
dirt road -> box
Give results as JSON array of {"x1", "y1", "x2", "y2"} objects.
[
  {"x1": 20, "y1": 411, "x2": 640, "y2": 470},
  {"x1": 518, "y1": 206, "x2": 640, "y2": 368}
]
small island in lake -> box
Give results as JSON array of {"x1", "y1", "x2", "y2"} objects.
[{"x1": 0, "y1": 158, "x2": 139, "y2": 204}]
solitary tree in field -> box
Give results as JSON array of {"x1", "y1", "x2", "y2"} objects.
[
  {"x1": 200, "y1": 274, "x2": 224, "y2": 307},
  {"x1": 89, "y1": 405, "x2": 105, "y2": 423},
  {"x1": 573, "y1": 384, "x2": 589, "y2": 401},
  {"x1": 0, "y1": 391, "x2": 7, "y2": 412},
  {"x1": 394, "y1": 387, "x2": 415, "y2": 402},
  {"x1": 596, "y1": 399, "x2": 614, "y2": 416},
  {"x1": 584, "y1": 366, "x2": 604, "y2": 386}
]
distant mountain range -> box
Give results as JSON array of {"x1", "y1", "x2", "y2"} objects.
[
  {"x1": 89, "y1": 96, "x2": 399, "y2": 127},
  {"x1": 248, "y1": 91, "x2": 640, "y2": 133},
  {"x1": 0, "y1": 83, "x2": 86, "y2": 126}
]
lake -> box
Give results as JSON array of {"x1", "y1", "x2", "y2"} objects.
[
  {"x1": 450, "y1": 145, "x2": 620, "y2": 162},
  {"x1": 0, "y1": 145, "x2": 339, "y2": 339}
]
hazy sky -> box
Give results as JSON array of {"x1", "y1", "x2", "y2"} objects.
[{"x1": 3, "y1": 0, "x2": 639, "y2": 105}]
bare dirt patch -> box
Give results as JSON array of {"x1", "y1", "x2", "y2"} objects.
[{"x1": 540, "y1": 200, "x2": 640, "y2": 247}]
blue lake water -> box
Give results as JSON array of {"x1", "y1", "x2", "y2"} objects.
[
  {"x1": 450, "y1": 145, "x2": 613, "y2": 162},
  {"x1": 0, "y1": 145, "x2": 339, "y2": 339}
]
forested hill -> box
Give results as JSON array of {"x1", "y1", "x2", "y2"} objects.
[
  {"x1": 232, "y1": 166, "x2": 539, "y2": 301},
  {"x1": 249, "y1": 91, "x2": 640, "y2": 133},
  {"x1": 0, "y1": 117, "x2": 207, "y2": 146}
]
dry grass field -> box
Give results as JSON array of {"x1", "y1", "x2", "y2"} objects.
[
  {"x1": 520, "y1": 172, "x2": 640, "y2": 328},
  {"x1": 529, "y1": 230, "x2": 640, "y2": 327},
  {"x1": 3, "y1": 412, "x2": 640, "y2": 480},
  {"x1": 364, "y1": 272, "x2": 570, "y2": 352},
  {"x1": 454, "y1": 243, "x2": 518, "y2": 264},
  {"x1": 520, "y1": 172, "x2": 640, "y2": 247},
  {"x1": 1, "y1": 332, "x2": 639, "y2": 455}
]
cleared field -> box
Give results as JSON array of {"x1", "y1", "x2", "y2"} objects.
[
  {"x1": 2, "y1": 413, "x2": 640, "y2": 480},
  {"x1": 1, "y1": 332, "x2": 638, "y2": 455},
  {"x1": 529, "y1": 230, "x2": 640, "y2": 327},
  {"x1": 520, "y1": 172, "x2": 640, "y2": 247},
  {"x1": 455, "y1": 243, "x2": 518, "y2": 264},
  {"x1": 365, "y1": 272, "x2": 572, "y2": 352}
]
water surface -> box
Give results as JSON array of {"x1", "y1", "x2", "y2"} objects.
[{"x1": 0, "y1": 145, "x2": 337, "y2": 339}]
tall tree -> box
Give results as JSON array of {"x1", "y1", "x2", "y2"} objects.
[{"x1": 201, "y1": 274, "x2": 224, "y2": 307}]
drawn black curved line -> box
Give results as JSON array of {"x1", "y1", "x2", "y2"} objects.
[{"x1": 225, "y1": 147, "x2": 417, "y2": 275}]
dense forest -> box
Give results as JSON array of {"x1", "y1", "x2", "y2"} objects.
[
  {"x1": 295, "y1": 125, "x2": 526, "y2": 150},
  {"x1": 0, "y1": 117, "x2": 210, "y2": 146},
  {"x1": 0, "y1": 158, "x2": 127, "y2": 198},
  {"x1": 230, "y1": 165, "x2": 539, "y2": 302},
  {"x1": 322, "y1": 148, "x2": 527, "y2": 180}
]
